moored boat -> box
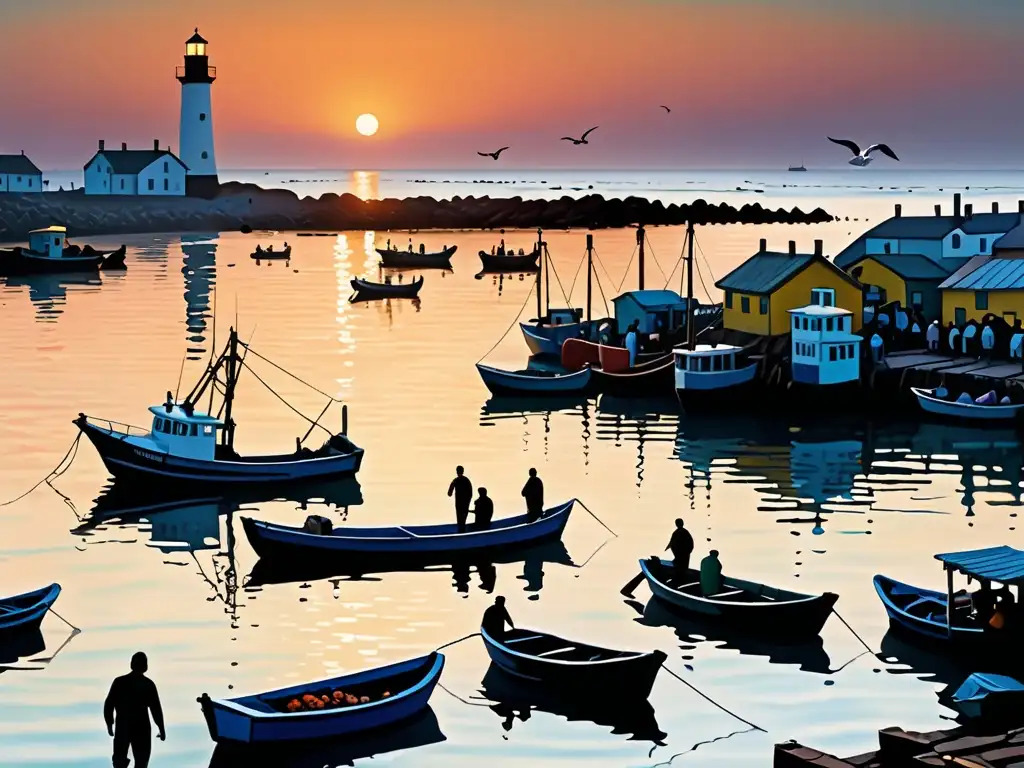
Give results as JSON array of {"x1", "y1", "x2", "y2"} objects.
[
  {"x1": 250, "y1": 246, "x2": 291, "y2": 260},
  {"x1": 76, "y1": 327, "x2": 364, "y2": 488},
  {"x1": 873, "y1": 574, "x2": 987, "y2": 649},
  {"x1": 520, "y1": 317, "x2": 592, "y2": 357},
  {"x1": 0, "y1": 584, "x2": 61, "y2": 638},
  {"x1": 476, "y1": 363, "x2": 593, "y2": 397},
  {"x1": 478, "y1": 249, "x2": 540, "y2": 273},
  {"x1": 0, "y1": 227, "x2": 126, "y2": 276},
  {"x1": 377, "y1": 245, "x2": 456, "y2": 269},
  {"x1": 591, "y1": 353, "x2": 675, "y2": 398},
  {"x1": 639, "y1": 557, "x2": 837, "y2": 640},
  {"x1": 242, "y1": 499, "x2": 574, "y2": 561},
  {"x1": 198, "y1": 652, "x2": 444, "y2": 744},
  {"x1": 350, "y1": 276, "x2": 423, "y2": 301},
  {"x1": 481, "y1": 627, "x2": 665, "y2": 699},
  {"x1": 911, "y1": 386, "x2": 1024, "y2": 424},
  {"x1": 673, "y1": 344, "x2": 759, "y2": 410}
]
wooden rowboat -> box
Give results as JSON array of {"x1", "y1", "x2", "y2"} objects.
[
  {"x1": 350, "y1": 276, "x2": 423, "y2": 301},
  {"x1": 0, "y1": 584, "x2": 61, "y2": 638},
  {"x1": 478, "y1": 249, "x2": 540, "y2": 273},
  {"x1": 591, "y1": 354, "x2": 675, "y2": 398},
  {"x1": 873, "y1": 574, "x2": 989, "y2": 649},
  {"x1": 377, "y1": 246, "x2": 456, "y2": 269},
  {"x1": 476, "y1": 363, "x2": 593, "y2": 397},
  {"x1": 911, "y1": 387, "x2": 1024, "y2": 424},
  {"x1": 250, "y1": 246, "x2": 291, "y2": 260},
  {"x1": 241, "y1": 500, "x2": 575, "y2": 560},
  {"x1": 481, "y1": 627, "x2": 665, "y2": 699},
  {"x1": 639, "y1": 557, "x2": 837, "y2": 640},
  {"x1": 198, "y1": 652, "x2": 444, "y2": 744}
]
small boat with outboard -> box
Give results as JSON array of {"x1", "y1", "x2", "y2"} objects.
[
  {"x1": 0, "y1": 227, "x2": 126, "y2": 276},
  {"x1": 481, "y1": 627, "x2": 665, "y2": 699},
  {"x1": 198, "y1": 652, "x2": 444, "y2": 744},
  {"x1": 0, "y1": 584, "x2": 61, "y2": 639},
  {"x1": 377, "y1": 245, "x2": 456, "y2": 269},
  {"x1": 350, "y1": 275, "x2": 424, "y2": 301},
  {"x1": 75, "y1": 327, "x2": 364, "y2": 489},
  {"x1": 250, "y1": 245, "x2": 291, "y2": 260},
  {"x1": 242, "y1": 500, "x2": 574, "y2": 561},
  {"x1": 911, "y1": 386, "x2": 1024, "y2": 424}
]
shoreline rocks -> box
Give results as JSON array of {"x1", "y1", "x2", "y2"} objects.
[{"x1": 0, "y1": 183, "x2": 834, "y2": 241}]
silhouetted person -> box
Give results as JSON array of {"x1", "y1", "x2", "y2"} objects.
[
  {"x1": 666, "y1": 518, "x2": 695, "y2": 579},
  {"x1": 448, "y1": 465, "x2": 473, "y2": 533},
  {"x1": 699, "y1": 550, "x2": 723, "y2": 597},
  {"x1": 522, "y1": 468, "x2": 544, "y2": 522},
  {"x1": 105, "y1": 652, "x2": 165, "y2": 768},
  {"x1": 973, "y1": 582, "x2": 996, "y2": 626},
  {"x1": 474, "y1": 487, "x2": 494, "y2": 529},
  {"x1": 481, "y1": 595, "x2": 514, "y2": 642}
]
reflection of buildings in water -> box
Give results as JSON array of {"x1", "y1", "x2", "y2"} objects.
[
  {"x1": 595, "y1": 397, "x2": 679, "y2": 491},
  {"x1": 181, "y1": 235, "x2": 218, "y2": 361},
  {"x1": 4, "y1": 272, "x2": 103, "y2": 322},
  {"x1": 351, "y1": 171, "x2": 379, "y2": 200},
  {"x1": 479, "y1": 398, "x2": 593, "y2": 464}
]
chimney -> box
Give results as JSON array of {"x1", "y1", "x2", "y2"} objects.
[
  {"x1": 759, "y1": 238, "x2": 766, "y2": 252},
  {"x1": 813, "y1": 239, "x2": 823, "y2": 257},
  {"x1": 964, "y1": 203, "x2": 973, "y2": 219},
  {"x1": 20, "y1": 149, "x2": 24, "y2": 156},
  {"x1": 993, "y1": 202, "x2": 1000, "y2": 214},
  {"x1": 953, "y1": 193, "x2": 962, "y2": 218},
  {"x1": 121, "y1": 142, "x2": 127, "y2": 151},
  {"x1": 154, "y1": 139, "x2": 160, "y2": 151},
  {"x1": 788, "y1": 240, "x2": 796, "y2": 255},
  {"x1": 935, "y1": 204, "x2": 941, "y2": 216},
  {"x1": 894, "y1": 204, "x2": 902, "y2": 218},
  {"x1": 98, "y1": 139, "x2": 105, "y2": 151}
]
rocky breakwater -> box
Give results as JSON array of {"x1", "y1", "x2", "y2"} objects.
[{"x1": 0, "y1": 183, "x2": 833, "y2": 240}]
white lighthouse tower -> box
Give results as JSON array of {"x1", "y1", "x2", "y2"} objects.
[{"x1": 177, "y1": 28, "x2": 218, "y2": 198}]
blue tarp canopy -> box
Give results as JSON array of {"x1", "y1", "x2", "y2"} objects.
[
  {"x1": 953, "y1": 673, "x2": 1024, "y2": 705},
  {"x1": 934, "y1": 546, "x2": 1024, "y2": 585}
]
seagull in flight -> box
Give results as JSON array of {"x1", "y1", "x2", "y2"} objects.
[
  {"x1": 561, "y1": 127, "x2": 598, "y2": 145},
  {"x1": 660, "y1": 105, "x2": 671, "y2": 113},
  {"x1": 478, "y1": 146, "x2": 509, "y2": 160},
  {"x1": 827, "y1": 137, "x2": 899, "y2": 166}
]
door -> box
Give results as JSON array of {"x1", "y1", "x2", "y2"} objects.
[{"x1": 954, "y1": 307, "x2": 967, "y2": 326}]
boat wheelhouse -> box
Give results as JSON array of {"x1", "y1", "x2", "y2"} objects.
[
  {"x1": 0, "y1": 226, "x2": 127, "y2": 276},
  {"x1": 673, "y1": 343, "x2": 758, "y2": 408}
]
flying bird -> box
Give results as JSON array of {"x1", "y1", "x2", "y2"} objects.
[
  {"x1": 827, "y1": 137, "x2": 899, "y2": 166},
  {"x1": 660, "y1": 105, "x2": 671, "y2": 113},
  {"x1": 561, "y1": 127, "x2": 598, "y2": 145},
  {"x1": 478, "y1": 147, "x2": 509, "y2": 160}
]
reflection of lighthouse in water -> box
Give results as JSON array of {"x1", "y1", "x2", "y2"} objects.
[{"x1": 181, "y1": 235, "x2": 217, "y2": 360}]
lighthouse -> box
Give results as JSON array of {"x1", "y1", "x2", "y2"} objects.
[{"x1": 177, "y1": 28, "x2": 218, "y2": 198}]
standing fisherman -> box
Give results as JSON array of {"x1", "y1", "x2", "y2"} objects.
[{"x1": 447, "y1": 465, "x2": 473, "y2": 533}]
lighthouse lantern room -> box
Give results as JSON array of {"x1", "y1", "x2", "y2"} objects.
[{"x1": 177, "y1": 28, "x2": 218, "y2": 198}]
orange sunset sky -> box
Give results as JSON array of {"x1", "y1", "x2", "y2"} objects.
[{"x1": 2, "y1": 0, "x2": 1022, "y2": 169}]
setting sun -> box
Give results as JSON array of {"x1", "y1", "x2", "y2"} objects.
[{"x1": 356, "y1": 113, "x2": 379, "y2": 136}]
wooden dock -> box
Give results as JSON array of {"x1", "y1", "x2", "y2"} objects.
[{"x1": 879, "y1": 349, "x2": 1024, "y2": 388}]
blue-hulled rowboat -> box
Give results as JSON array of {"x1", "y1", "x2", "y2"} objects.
[
  {"x1": 0, "y1": 583, "x2": 61, "y2": 638},
  {"x1": 911, "y1": 387, "x2": 1024, "y2": 424},
  {"x1": 198, "y1": 652, "x2": 444, "y2": 744},
  {"x1": 476, "y1": 363, "x2": 593, "y2": 397},
  {"x1": 873, "y1": 574, "x2": 985, "y2": 647}
]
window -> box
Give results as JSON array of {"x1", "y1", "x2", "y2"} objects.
[
  {"x1": 976, "y1": 291, "x2": 989, "y2": 310},
  {"x1": 724, "y1": 291, "x2": 733, "y2": 309},
  {"x1": 53, "y1": 237, "x2": 60, "y2": 246},
  {"x1": 189, "y1": 423, "x2": 198, "y2": 436},
  {"x1": 120, "y1": 179, "x2": 124, "y2": 190},
  {"x1": 164, "y1": 178, "x2": 169, "y2": 191},
  {"x1": 839, "y1": 345, "x2": 847, "y2": 360},
  {"x1": 811, "y1": 288, "x2": 836, "y2": 307},
  {"x1": 981, "y1": 238, "x2": 988, "y2": 252},
  {"x1": 201, "y1": 151, "x2": 208, "y2": 159},
  {"x1": 199, "y1": 113, "x2": 207, "y2": 121},
  {"x1": 16, "y1": 176, "x2": 21, "y2": 182},
  {"x1": 27, "y1": 178, "x2": 32, "y2": 187},
  {"x1": 759, "y1": 297, "x2": 768, "y2": 315},
  {"x1": 712, "y1": 354, "x2": 723, "y2": 371},
  {"x1": 952, "y1": 233, "x2": 961, "y2": 249},
  {"x1": 741, "y1": 296, "x2": 750, "y2": 314},
  {"x1": 813, "y1": 319, "x2": 821, "y2": 332},
  {"x1": 848, "y1": 344, "x2": 855, "y2": 358},
  {"x1": 158, "y1": 420, "x2": 172, "y2": 434},
  {"x1": 203, "y1": 425, "x2": 213, "y2": 435},
  {"x1": 148, "y1": 178, "x2": 155, "y2": 191},
  {"x1": 699, "y1": 356, "x2": 711, "y2": 372},
  {"x1": 955, "y1": 307, "x2": 967, "y2": 326},
  {"x1": 164, "y1": 161, "x2": 169, "y2": 173},
  {"x1": 103, "y1": 179, "x2": 107, "y2": 188},
  {"x1": 153, "y1": 418, "x2": 163, "y2": 432},
  {"x1": 792, "y1": 316, "x2": 798, "y2": 331},
  {"x1": 829, "y1": 346, "x2": 838, "y2": 361},
  {"x1": 802, "y1": 317, "x2": 809, "y2": 330},
  {"x1": 826, "y1": 317, "x2": 834, "y2": 332},
  {"x1": 723, "y1": 354, "x2": 733, "y2": 370},
  {"x1": 911, "y1": 291, "x2": 923, "y2": 308}
]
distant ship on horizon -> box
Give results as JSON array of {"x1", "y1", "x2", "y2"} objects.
[{"x1": 788, "y1": 161, "x2": 807, "y2": 172}]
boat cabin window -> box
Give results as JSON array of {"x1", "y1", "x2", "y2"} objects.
[
  {"x1": 724, "y1": 353, "x2": 734, "y2": 370},
  {"x1": 712, "y1": 354, "x2": 723, "y2": 371},
  {"x1": 812, "y1": 288, "x2": 836, "y2": 307},
  {"x1": 158, "y1": 419, "x2": 172, "y2": 434},
  {"x1": 826, "y1": 318, "x2": 834, "y2": 332},
  {"x1": 829, "y1": 346, "x2": 838, "y2": 361},
  {"x1": 190, "y1": 423, "x2": 198, "y2": 436},
  {"x1": 204, "y1": 425, "x2": 213, "y2": 435}
]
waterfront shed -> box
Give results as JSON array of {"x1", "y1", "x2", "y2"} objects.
[
  {"x1": 846, "y1": 253, "x2": 963, "y2": 320},
  {"x1": 611, "y1": 289, "x2": 690, "y2": 335},
  {"x1": 716, "y1": 239, "x2": 862, "y2": 336},
  {"x1": 0, "y1": 152, "x2": 43, "y2": 193},
  {"x1": 940, "y1": 254, "x2": 1024, "y2": 326}
]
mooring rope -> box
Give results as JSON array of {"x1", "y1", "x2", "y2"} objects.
[
  {"x1": 573, "y1": 498, "x2": 618, "y2": 537},
  {"x1": 436, "y1": 632, "x2": 480, "y2": 651},
  {"x1": 47, "y1": 606, "x2": 81, "y2": 634},
  {"x1": 648, "y1": 726, "x2": 760, "y2": 768},
  {"x1": 659, "y1": 664, "x2": 765, "y2": 732},
  {"x1": 476, "y1": 280, "x2": 538, "y2": 364},
  {"x1": 0, "y1": 432, "x2": 82, "y2": 508},
  {"x1": 831, "y1": 608, "x2": 875, "y2": 655}
]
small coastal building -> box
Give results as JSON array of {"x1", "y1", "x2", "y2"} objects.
[
  {"x1": 845, "y1": 254, "x2": 951, "y2": 320},
  {"x1": 611, "y1": 289, "x2": 690, "y2": 335},
  {"x1": 993, "y1": 219, "x2": 1024, "y2": 259},
  {"x1": 788, "y1": 304, "x2": 861, "y2": 386},
  {"x1": 716, "y1": 239, "x2": 862, "y2": 336},
  {"x1": 83, "y1": 140, "x2": 188, "y2": 196},
  {"x1": 0, "y1": 152, "x2": 43, "y2": 193},
  {"x1": 939, "y1": 252, "x2": 1024, "y2": 327}
]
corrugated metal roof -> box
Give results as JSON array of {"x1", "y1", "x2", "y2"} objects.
[
  {"x1": 716, "y1": 252, "x2": 815, "y2": 294},
  {"x1": 84, "y1": 150, "x2": 187, "y2": 174},
  {"x1": 612, "y1": 289, "x2": 687, "y2": 308},
  {"x1": 935, "y1": 545, "x2": 1024, "y2": 585},
  {"x1": 940, "y1": 256, "x2": 1024, "y2": 291},
  {"x1": 856, "y1": 253, "x2": 956, "y2": 281},
  {"x1": 0, "y1": 154, "x2": 41, "y2": 175},
  {"x1": 994, "y1": 221, "x2": 1024, "y2": 250}
]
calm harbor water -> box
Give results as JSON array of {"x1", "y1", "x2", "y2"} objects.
[{"x1": 2, "y1": 181, "x2": 1024, "y2": 766}]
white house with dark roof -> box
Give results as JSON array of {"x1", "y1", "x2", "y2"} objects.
[
  {"x1": 83, "y1": 140, "x2": 188, "y2": 196},
  {"x1": 0, "y1": 151, "x2": 43, "y2": 193}
]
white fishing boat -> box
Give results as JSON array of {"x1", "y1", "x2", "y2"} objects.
[
  {"x1": 673, "y1": 344, "x2": 758, "y2": 409},
  {"x1": 911, "y1": 386, "x2": 1024, "y2": 424}
]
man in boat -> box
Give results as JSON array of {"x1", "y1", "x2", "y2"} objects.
[
  {"x1": 473, "y1": 487, "x2": 494, "y2": 529},
  {"x1": 699, "y1": 550, "x2": 723, "y2": 597},
  {"x1": 625, "y1": 321, "x2": 639, "y2": 367},
  {"x1": 386, "y1": 238, "x2": 391, "y2": 250},
  {"x1": 666, "y1": 518, "x2": 695, "y2": 578},
  {"x1": 408, "y1": 238, "x2": 413, "y2": 251},
  {"x1": 104, "y1": 652, "x2": 165, "y2": 768},
  {"x1": 482, "y1": 595, "x2": 515, "y2": 641},
  {"x1": 973, "y1": 582, "x2": 997, "y2": 626},
  {"x1": 521, "y1": 468, "x2": 544, "y2": 523},
  {"x1": 420, "y1": 243, "x2": 426, "y2": 254},
  {"x1": 447, "y1": 465, "x2": 473, "y2": 533},
  {"x1": 255, "y1": 244, "x2": 263, "y2": 253}
]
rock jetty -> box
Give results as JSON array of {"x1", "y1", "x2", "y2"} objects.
[{"x1": 0, "y1": 183, "x2": 833, "y2": 241}]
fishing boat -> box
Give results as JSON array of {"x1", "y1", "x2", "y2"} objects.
[
  {"x1": 946, "y1": 673, "x2": 1024, "y2": 722},
  {"x1": 638, "y1": 557, "x2": 837, "y2": 640},
  {"x1": 788, "y1": 163, "x2": 807, "y2": 172},
  {"x1": 242, "y1": 500, "x2": 574, "y2": 561},
  {"x1": 350, "y1": 276, "x2": 423, "y2": 301},
  {"x1": 198, "y1": 652, "x2": 444, "y2": 744},
  {"x1": 0, "y1": 584, "x2": 61, "y2": 638},
  {"x1": 481, "y1": 627, "x2": 665, "y2": 699},
  {"x1": 873, "y1": 575, "x2": 986, "y2": 649},
  {"x1": 476, "y1": 364, "x2": 593, "y2": 397},
  {"x1": 0, "y1": 227, "x2": 126, "y2": 276},
  {"x1": 250, "y1": 246, "x2": 291, "y2": 260},
  {"x1": 911, "y1": 386, "x2": 1024, "y2": 424},
  {"x1": 75, "y1": 327, "x2": 364, "y2": 488},
  {"x1": 377, "y1": 245, "x2": 456, "y2": 269},
  {"x1": 478, "y1": 248, "x2": 540, "y2": 273},
  {"x1": 591, "y1": 352, "x2": 675, "y2": 398},
  {"x1": 673, "y1": 344, "x2": 759, "y2": 408}
]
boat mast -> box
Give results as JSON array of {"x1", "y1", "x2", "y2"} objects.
[
  {"x1": 686, "y1": 221, "x2": 696, "y2": 350},
  {"x1": 637, "y1": 225, "x2": 645, "y2": 291},
  {"x1": 222, "y1": 327, "x2": 239, "y2": 450},
  {"x1": 586, "y1": 233, "x2": 593, "y2": 323},
  {"x1": 535, "y1": 227, "x2": 544, "y2": 323}
]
